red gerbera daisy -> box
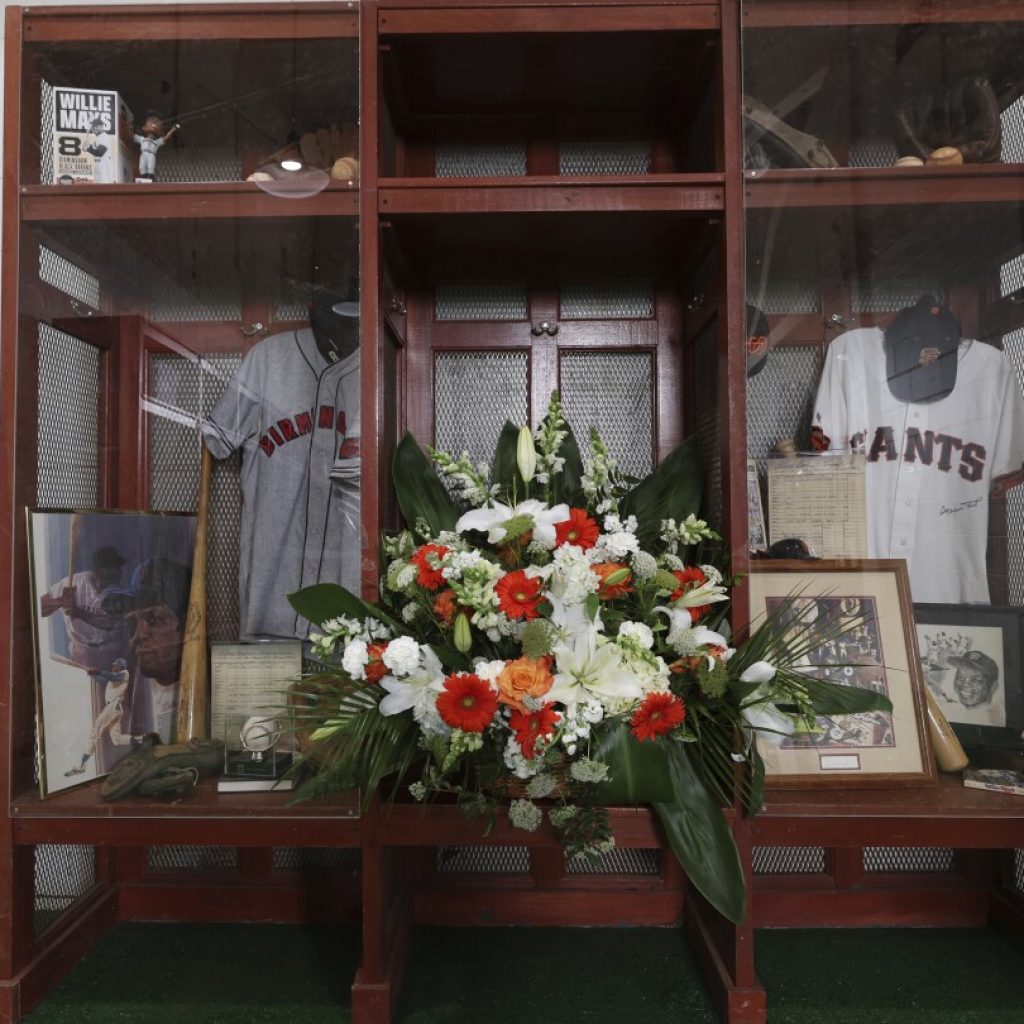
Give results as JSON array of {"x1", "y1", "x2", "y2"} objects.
[
  {"x1": 436, "y1": 673, "x2": 499, "y2": 733},
  {"x1": 365, "y1": 642, "x2": 388, "y2": 684},
  {"x1": 630, "y1": 692, "x2": 686, "y2": 742},
  {"x1": 410, "y1": 543, "x2": 450, "y2": 591},
  {"x1": 495, "y1": 570, "x2": 543, "y2": 620},
  {"x1": 669, "y1": 566, "x2": 710, "y2": 622},
  {"x1": 508, "y1": 704, "x2": 561, "y2": 760},
  {"x1": 554, "y1": 507, "x2": 600, "y2": 550}
]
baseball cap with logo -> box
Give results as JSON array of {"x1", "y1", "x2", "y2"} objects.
[{"x1": 948, "y1": 649, "x2": 999, "y2": 683}]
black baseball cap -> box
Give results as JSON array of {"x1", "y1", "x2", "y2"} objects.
[{"x1": 92, "y1": 545, "x2": 127, "y2": 570}]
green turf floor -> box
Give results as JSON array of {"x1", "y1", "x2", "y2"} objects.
[{"x1": 21, "y1": 923, "x2": 1024, "y2": 1023}]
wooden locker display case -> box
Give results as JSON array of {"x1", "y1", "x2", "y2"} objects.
[{"x1": 1, "y1": 2, "x2": 1023, "y2": 1024}]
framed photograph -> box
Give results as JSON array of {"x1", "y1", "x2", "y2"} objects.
[
  {"x1": 27, "y1": 509, "x2": 196, "y2": 796},
  {"x1": 747, "y1": 559, "x2": 935, "y2": 788},
  {"x1": 913, "y1": 603, "x2": 1023, "y2": 752}
]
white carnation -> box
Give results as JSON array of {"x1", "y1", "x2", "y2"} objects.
[
  {"x1": 341, "y1": 640, "x2": 369, "y2": 680},
  {"x1": 382, "y1": 635, "x2": 421, "y2": 677},
  {"x1": 618, "y1": 621, "x2": 654, "y2": 649}
]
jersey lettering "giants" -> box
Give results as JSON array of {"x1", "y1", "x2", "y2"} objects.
[
  {"x1": 852, "y1": 426, "x2": 986, "y2": 482},
  {"x1": 258, "y1": 405, "x2": 347, "y2": 457}
]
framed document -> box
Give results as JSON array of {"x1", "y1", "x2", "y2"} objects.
[{"x1": 210, "y1": 640, "x2": 303, "y2": 753}]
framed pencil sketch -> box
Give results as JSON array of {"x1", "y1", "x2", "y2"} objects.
[
  {"x1": 27, "y1": 509, "x2": 196, "y2": 796},
  {"x1": 913, "y1": 603, "x2": 1023, "y2": 752},
  {"x1": 747, "y1": 559, "x2": 935, "y2": 788}
]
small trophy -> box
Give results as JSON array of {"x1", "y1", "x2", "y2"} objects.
[{"x1": 224, "y1": 711, "x2": 291, "y2": 780}]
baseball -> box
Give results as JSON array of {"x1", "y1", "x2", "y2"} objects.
[
  {"x1": 330, "y1": 156, "x2": 360, "y2": 181},
  {"x1": 240, "y1": 715, "x2": 280, "y2": 753},
  {"x1": 926, "y1": 146, "x2": 963, "y2": 166},
  {"x1": 894, "y1": 156, "x2": 925, "y2": 167}
]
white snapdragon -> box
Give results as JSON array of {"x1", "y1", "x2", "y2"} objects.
[
  {"x1": 394, "y1": 564, "x2": 417, "y2": 591},
  {"x1": 381, "y1": 635, "x2": 421, "y2": 677},
  {"x1": 548, "y1": 545, "x2": 600, "y2": 608},
  {"x1": 473, "y1": 659, "x2": 507, "y2": 685},
  {"x1": 503, "y1": 736, "x2": 535, "y2": 779}
]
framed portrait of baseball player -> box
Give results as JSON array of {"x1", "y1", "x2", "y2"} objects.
[
  {"x1": 26, "y1": 509, "x2": 196, "y2": 797},
  {"x1": 747, "y1": 560, "x2": 936, "y2": 788},
  {"x1": 913, "y1": 603, "x2": 1024, "y2": 754}
]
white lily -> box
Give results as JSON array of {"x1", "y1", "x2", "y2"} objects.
[
  {"x1": 674, "y1": 579, "x2": 729, "y2": 611},
  {"x1": 456, "y1": 498, "x2": 569, "y2": 548},
  {"x1": 378, "y1": 645, "x2": 445, "y2": 717},
  {"x1": 547, "y1": 589, "x2": 602, "y2": 642},
  {"x1": 655, "y1": 606, "x2": 731, "y2": 659},
  {"x1": 547, "y1": 627, "x2": 643, "y2": 712},
  {"x1": 738, "y1": 661, "x2": 795, "y2": 746}
]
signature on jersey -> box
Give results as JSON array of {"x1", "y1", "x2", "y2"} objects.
[{"x1": 939, "y1": 497, "x2": 984, "y2": 516}]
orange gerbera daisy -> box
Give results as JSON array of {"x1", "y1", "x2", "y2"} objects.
[
  {"x1": 495, "y1": 570, "x2": 543, "y2": 620},
  {"x1": 410, "y1": 543, "x2": 450, "y2": 591},
  {"x1": 669, "y1": 566, "x2": 710, "y2": 622},
  {"x1": 630, "y1": 692, "x2": 686, "y2": 742},
  {"x1": 593, "y1": 562, "x2": 634, "y2": 599},
  {"x1": 365, "y1": 642, "x2": 388, "y2": 684},
  {"x1": 508, "y1": 704, "x2": 560, "y2": 760},
  {"x1": 554, "y1": 507, "x2": 600, "y2": 550},
  {"x1": 436, "y1": 673, "x2": 499, "y2": 733}
]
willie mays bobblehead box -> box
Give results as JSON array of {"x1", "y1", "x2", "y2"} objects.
[{"x1": 51, "y1": 87, "x2": 133, "y2": 184}]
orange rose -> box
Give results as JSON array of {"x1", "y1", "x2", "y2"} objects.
[
  {"x1": 433, "y1": 588, "x2": 459, "y2": 624},
  {"x1": 496, "y1": 657, "x2": 554, "y2": 711}
]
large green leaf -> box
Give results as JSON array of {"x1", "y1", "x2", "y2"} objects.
[
  {"x1": 591, "y1": 720, "x2": 674, "y2": 804},
  {"x1": 491, "y1": 420, "x2": 522, "y2": 500},
  {"x1": 550, "y1": 423, "x2": 585, "y2": 506},
  {"x1": 393, "y1": 432, "x2": 459, "y2": 535},
  {"x1": 288, "y1": 582, "x2": 401, "y2": 633},
  {"x1": 620, "y1": 435, "x2": 703, "y2": 550},
  {"x1": 653, "y1": 744, "x2": 746, "y2": 923},
  {"x1": 798, "y1": 674, "x2": 894, "y2": 716}
]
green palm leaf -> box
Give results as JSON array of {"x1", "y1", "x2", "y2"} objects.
[{"x1": 393, "y1": 432, "x2": 459, "y2": 535}]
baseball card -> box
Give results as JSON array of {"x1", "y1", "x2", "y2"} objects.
[{"x1": 52, "y1": 87, "x2": 134, "y2": 185}]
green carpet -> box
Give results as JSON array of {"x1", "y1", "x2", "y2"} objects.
[{"x1": 22, "y1": 923, "x2": 1024, "y2": 1023}]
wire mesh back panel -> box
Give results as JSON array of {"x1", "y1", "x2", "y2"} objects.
[
  {"x1": 34, "y1": 845, "x2": 96, "y2": 938},
  {"x1": 37, "y1": 326, "x2": 101, "y2": 508},
  {"x1": 746, "y1": 346, "x2": 824, "y2": 471},
  {"x1": 435, "y1": 283, "x2": 528, "y2": 321},
  {"x1": 863, "y1": 847, "x2": 955, "y2": 873},
  {"x1": 436, "y1": 142, "x2": 527, "y2": 178},
  {"x1": 434, "y1": 352, "x2": 529, "y2": 468},
  {"x1": 559, "y1": 140, "x2": 652, "y2": 175},
  {"x1": 560, "y1": 351, "x2": 654, "y2": 480},
  {"x1": 566, "y1": 848, "x2": 660, "y2": 875},
  {"x1": 1002, "y1": 95, "x2": 1024, "y2": 165},
  {"x1": 149, "y1": 353, "x2": 242, "y2": 640},
  {"x1": 436, "y1": 847, "x2": 530, "y2": 874},
  {"x1": 560, "y1": 281, "x2": 654, "y2": 320},
  {"x1": 273, "y1": 848, "x2": 361, "y2": 872},
  {"x1": 148, "y1": 847, "x2": 240, "y2": 872},
  {"x1": 39, "y1": 247, "x2": 101, "y2": 311},
  {"x1": 1001, "y1": 255, "x2": 1024, "y2": 604},
  {"x1": 752, "y1": 847, "x2": 826, "y2": 874},
  {"x1": 1015, "y1": 849, "x2": 1024, "y2": 895},
  {"x1": 40, "y1": 81, "x2": 54, "y2": 184}
]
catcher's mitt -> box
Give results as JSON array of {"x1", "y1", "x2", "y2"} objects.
[{"x1": 892, "y1": 76, "x2": 1002, "y2": 164}]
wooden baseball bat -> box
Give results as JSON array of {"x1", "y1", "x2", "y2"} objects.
[{"x1": 174, "y1": 442, "x2": 213, "y2": 742}]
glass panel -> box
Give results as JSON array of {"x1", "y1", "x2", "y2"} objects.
[
  {"x1": 742, "y1": 6, "x2": 1024, "y2": 769},
  {"x1": 17, "y1": 7, "x2": 361, "y2": 799}
]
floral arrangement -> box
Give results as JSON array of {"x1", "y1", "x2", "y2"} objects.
[{"x1": 289, "y1": 393, "x2": 890, "y2": 922}]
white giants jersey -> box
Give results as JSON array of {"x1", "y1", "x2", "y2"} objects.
[
  {"x1": 811, "y1": 328, "x2": 1024, "y2": 603},
  {"x1": 202, "y1": 328, "x2": 360, "y2": 639}
]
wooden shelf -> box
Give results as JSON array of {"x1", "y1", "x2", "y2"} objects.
[
  {"x1": 10, "y1": 780, "x2": 361, "y2": 847},
  {"x1": 21, "y1": 182, "x2": 359, "y2": 222},
  {"x1": 745, "y1": 165, "x2": 1024, "y2": 208},
  {"x1": 23, "y1": 2, "x2": 358, "y2": 42},
  {"x1": 379, "y1": 175, "x2": 725, "y2": 215},
  {"x1": 743, "y1": 0, "x2": 1024, "y2": 29}
]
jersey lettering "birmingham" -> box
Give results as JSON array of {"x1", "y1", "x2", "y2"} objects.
[
  {"x1": 812, "y1": 327, "x2": 1024, "y2": 604},
  {"x1": 202, "y1": 328, "x2": 360, "y2": 640}
]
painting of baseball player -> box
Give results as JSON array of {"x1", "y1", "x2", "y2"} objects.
[
  {"x1": 64, "y1": 657, "x2": 136, "y2": 778},
  {"x1": 39, "y1": 544, "x2": 130, "y2": 671},
  {"x1": 917, "y1": 625, "x2": 1006, "y2": 729},
  {"x1": 126, "y1": 558, "x2": 192, "y2": 742},
  {"x1": 133, "y1": 112, "x2": 178, "y2": 182}
]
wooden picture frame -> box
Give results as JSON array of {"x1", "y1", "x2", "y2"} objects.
[
  {"x1": 747, "y1": 559, "x2": 936, "y2": 789},
  {"x1": 913, "y1": 602, "x2": 1024, "y2": 753},
  {"x1": 27, "y1": 509, "x2": 197, "y2": 797}
]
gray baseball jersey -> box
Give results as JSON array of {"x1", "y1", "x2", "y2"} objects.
[
  {"x1": 202, "y1": 327, "x2": 360, "y2": 639},
  {"x1": 811, "y1": 327, "x2": 1024, "y2": 603}
]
